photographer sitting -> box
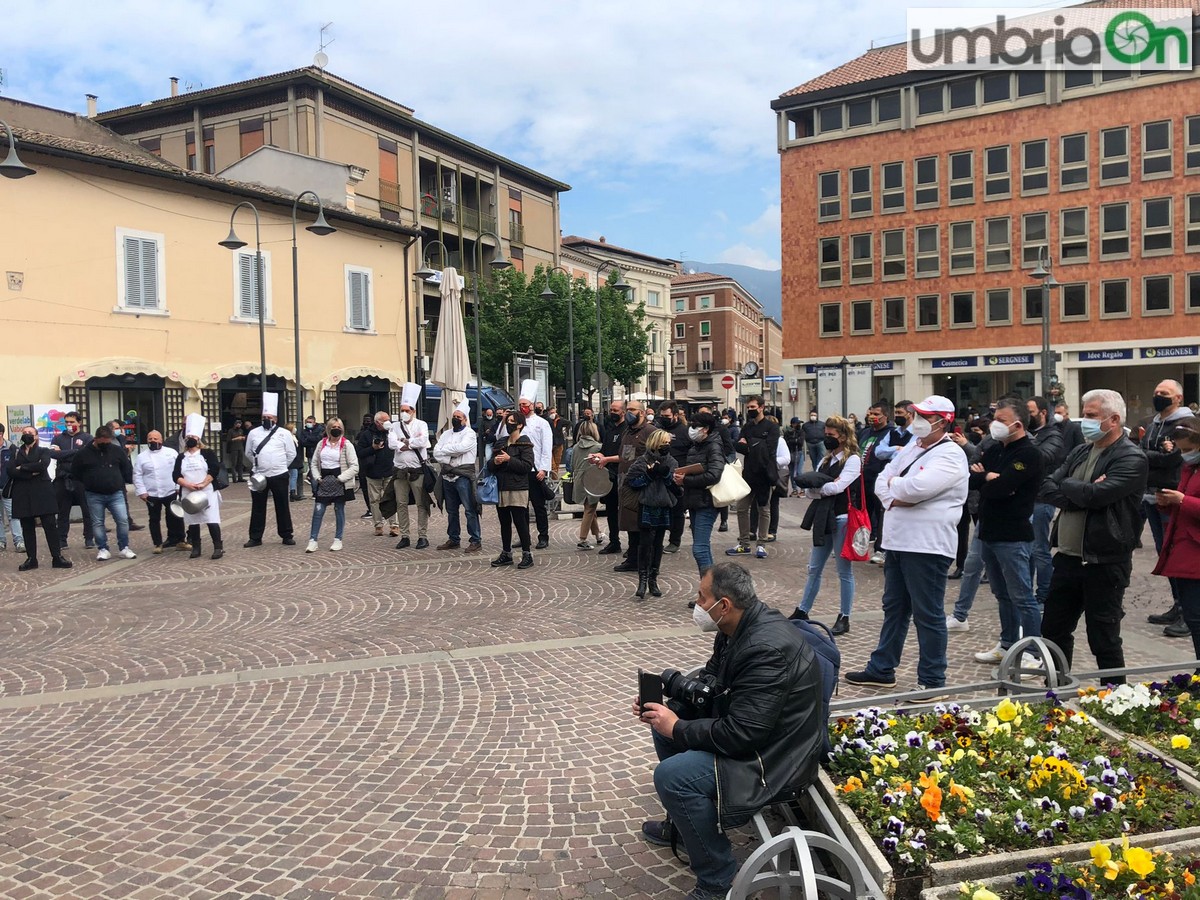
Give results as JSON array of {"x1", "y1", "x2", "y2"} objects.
[{"x1": 633, "y1": 562, "x2": 824, "y2": 900}]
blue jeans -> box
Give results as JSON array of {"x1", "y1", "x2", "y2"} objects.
[
  {"x1": 790, "y1": 451, "x2": 804, "y2": 489},
  {"x1": 983, "y1": 540, "x2": 1039, "y2": 649},
  {"x1": 0, "y1": 497, "x2": 23, "y2": 546},
  {"x1": 689, "y1": 506, "x2": 719, "y2": 574},
  {"x1": 309, "y1": 501, "x2": 346, "y2": 541},
  {"x1": 289, "y1": 468, "x2": 299, "y2": 494},
  {"x1": 799, "y1": 514, "x2": 855, "y2": 617},
  {"x1": 951, "y1": 527, "x2": 985, "y2": 622},
  {"x1": 1030, "y1": 502, "x2": 1055, "y2": 604},
  {"x1": 87, "y1": 491, "x2": 130, "y2": 551},
  {"x1": 443, "y1": 476, "x2": 481, "y2": 545},
  {"x1": 651, "y1": 730, "x2": 736, "y2": 895},
  {"x1": 1143, "y1": 499, "x2": 1181, "y2": 603},
  {"x1": 807, "y1": 442, "x2": 823, "y2": 471},
  {"x1": 865, "y1": 551, "x2": 952, "y2": 688}
]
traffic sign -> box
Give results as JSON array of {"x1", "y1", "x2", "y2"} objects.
[
  {"x1": 720, "y1": 374, "x2": 736, "y2": 390},
  {"x1": 764, "y1": 374, "x2": 784, "y2": 383},
  {"x1": 740, "y1": 378, "x2": 763, "y2": 395}
]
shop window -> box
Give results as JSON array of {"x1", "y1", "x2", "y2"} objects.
[
  {"x1": 1100, "y1": 127, "x2": 1130, "y2": 183},
  {"x1": 949, "y1": 151, "x2": 974, "y2": 204},
  {"x1": 984, "y1": 217, "x2": 1011, "y2": 271},
  {"x1": 881, "y1": 162, "x2": 905, "y2": 212},
  {"x1": 819, "y1": 303, "x2": 842, "y2": 336},
  {"x1": 1101, "y1": 279, "x2": 1130, "y2": 319},
  {"x1": 345, "y1": 265, "x2": 373, "y2": 331},
  {"x1": 1060, "y1": 208, "x2": 1088, "y2": 263},
  {"x1": 1060, "y1": 133, "x2": 1088, "y2": 189},
  {"x1": 850, "y1": 233, "x2": 873, "y2": 283},
  {"x1": 818, "y1": 171, "x2": 841, "y2": 220},
  {"x1": 849, "y1": 166, "x2": 872, "y2": 216},
  {"x1": 883, "y1": 297, "x2": 906, "y2": 332},
  {"x1": 233, "y1": 249, "x2": 272, "y2": 322},
  {"x1": 882, "y1": 229, "x2": 906, "y2": 280},
  {"x1": 1142, "y1": 197, "x2": 1174, "y2": 255},
  {"x1": 917, "y1": 84, "x2": 944, "y2": 116},
  {"x1": 1022, "y1": 284, "x2": 1044, "y2": 324},
  {"x1": 1143, "y1": 275, "x2": 1173, "y2": 316},
  {"x1": 1021, "y1": 212, "x2": 1048, "y2": 267},
  {"x1": 850, "y1": 300, "x2": 873, "y2": 335},
  {"x1": 1021, "y1": 140, "x2": 1048, "y2": 194},
  {"x1": 914, "y1": 156, "x2": 939, "y2": 208},
  {"x1": 1188, "y1": 195, "x2": 1200, "y2": 252},
  {"x1": 1100, "y1": 202, "x2": 1130, "y2": 259},
  {"x1": 117, "y1": 228, "x2": 165, "y2": 313},
  {"x1": 915, "y1": 225, "x2": 940, "y2": 277},
  {"x1": 1061, "y1": 282, "x2": 1088, "y2": 321},
  {"x1": 1188, "y1": 116, "x2": 1200, "y2": 174},
  {"x1": 1143, "y1": 121, "x2": 1173, "y2": 178},
  {"x1": 1188, "y1": 273, "x2": 1200, "y2": 313},
  {"x1": 916, "y1": 294, "x2": 940, "y2": 330},
  {"x1": 819, "y1": 237, "x2": 841, "y2": 286},
  {"x1": 950, "y1": 291, "x2": 975, "y2": 328},
  {"x1": 949, "y1": 221, "x2": 975, "y2": 274},
  {"x1": 985, "y1": 146, "x2": 1011, "y2": 199},
  {"x1": 986, "y1": 288, "x2": 1011, "y2": 326}
]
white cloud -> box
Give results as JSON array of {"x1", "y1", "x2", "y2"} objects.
[
  {"x1": 742, "y1": 203, "x2": 781, "y2": 237},
  {"x1": 717, "y1": 243, "x2": 781, "y2": 270}
]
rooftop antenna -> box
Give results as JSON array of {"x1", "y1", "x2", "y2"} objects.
[{"x1": 314, "y1": 22, "x2": 334, "y2": 70}]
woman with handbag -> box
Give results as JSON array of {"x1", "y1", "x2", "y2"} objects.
[
  {"x1": 673, "y1": 411, "x2": 726, "y2": 576},
  {"x1": 307, "y1": 417, "x2": 359, "y2": 553},
  {"x1": 792, "y1": 416, "x2": 861, "y2": 635},
  {"x1": 487, "y1": 411, "x2": 535, "y2": 569},
  {"x1": 573, "y1": 421, "x2": 606, "y2": 550},
  {"x1": 626, "y1": 430, "x2": 678, "y2": 599},
  {"x1": 5, "y1": 425, "x2": 72, "y2": 571},
  {"x1": 174, "y1": 415, "x2": 224, "y2": 560}
]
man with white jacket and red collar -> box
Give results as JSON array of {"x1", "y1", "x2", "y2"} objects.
[{"x1": 845, "y1": 396, "x2": 968, "y2": 692}]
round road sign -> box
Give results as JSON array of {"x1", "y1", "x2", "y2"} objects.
[{"x1": 721, "y1": 374, "x2": 736, "y2": 390}]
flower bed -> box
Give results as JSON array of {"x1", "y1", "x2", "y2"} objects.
[
  {"x1": 1076, "y1": 675, "x2": 1200, "y2": 776},
  {"x1": 826, "y1": 697, "x2": 1200, "y2": 890}
]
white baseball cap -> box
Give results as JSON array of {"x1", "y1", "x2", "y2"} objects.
[{"x1": 910, "y1": 395, "x2": 956, "y2": 422}]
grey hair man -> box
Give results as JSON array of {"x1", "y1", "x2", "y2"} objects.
[{"x1": 357, "y1": 411, "x2": 397, "y2": 536}]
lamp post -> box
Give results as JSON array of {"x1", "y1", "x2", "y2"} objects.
[
  {"x1": 1030, "y1": 247, "x2": 1061, "y2": 397},
  {"x1": 290, "y1": 190, "x2": 336, "y2": 422},
  {"x1": 592, "y1": 259, "x2": 632, "y2": 409},
  {"x1": 0, "y1": 120, "x2": 37, "y2": 178},
  {"x1": 218, "y1": 201, "x2": 267, "y2": 391},
  {"x1": 839, "y1": 355, "x2": 849, "y2": 418},
  {"x1": 539, "y1": 264, "x2": 578, "y2": 424},
  {"x1": 666, "y1": 344, "x2": 675, "y2": 400},
  {"x1": 413, "y1": 238, "x2": 450, "y2": 385}
]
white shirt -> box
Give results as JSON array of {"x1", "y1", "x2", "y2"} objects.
[
  {"x1": 521, "y1": 414, "x2": 553, "y2": 474},
  {"x1": 875, "y1": 436, "x2": 968, "y2": 558},
  {"x1": 804, "y1": 450, "x2": 862, "y2": 499},
  {"x1": 245, "y1": 423, "x2": 297, "y2": 477},
  {"x1": 388, "y1": 416, "x2": 430, "y2": 469},
  {"x1": 432, "y1": 427, "x2": 478, "y2": 469},
  {"x1": 133, "y1": 446, "x2": 179, "y2": 497},
  {"x1": 319, "y1": 442, "x2": 342, "y2": 470}
]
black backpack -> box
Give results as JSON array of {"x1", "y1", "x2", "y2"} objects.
[{"x1": 791, "y1": 618, "x2": 840, "y2": 757}]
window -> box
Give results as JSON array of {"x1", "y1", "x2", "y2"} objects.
[
  {"x1": 850, "y1": 233, "x2": 873, "y2": 283},
  {"x1": 1060, "y1": 133, "x2": 1088, "y2": 189},
  {"x1": 1017, "y1": 71, "x2": 1045, "y2": 97},
  {"x1": 849, "y1": 166, "x2": 872, "y2": 216},
  {"x1": 984, "y1": 217, "x2": 1011, "y2": 271},
  {"x1": 915, "y1": 225, "x2": 939, "y2": 277},
  {"x1": 674, "y1": 298, "x2": 686, "y2": 312},
  {"x1": 950, "y1": 291, "x2": 975, "y2": 328},
  {"x1": 1100, "y1": 127, "x2": 1130, "y2": 183},
  {"x1": 1189, "y1": 195, "x2": 1200, "y2": 251},
  {"x1": 1188, "y1": 116, "x2": 1200, "y2": 173},
  {"x1": 949, "y1": 151, "x2": 974, "y2": 204},
  {"x1": 698, "y1": 294, "x2": 714, "y2": 309},
  {"x1": 819, "y1": 303, "x2": 841, "y2": 336},
  {"x1": 1021, "y1": 140, "x2": 1048, "y2": 194},
  {"x1": 949, "y1": 78, "x2": 977, "y2": 110},
  {"x1": 1022, "y1": 285, "x2": 1044, "y2": 324},
  {"x1": 818, "y1": 171, "x2": 840, "y2": 220},
  {"x1": 1143, "y1": 121, "x2": 1173, "y2": 178},
  {"x1": 1100, "y1": 202, "x2": 1130, "y2": 259},
  {"x1": 986, "y1": 288, "x2": 1011, "y2": 325},
  {"x1": 985, "y1": 145, "x2": 1011, "y2": 199},
  {"x1": 882, "y1": 229, "x2": 906, "y2": 280},
  {"x1": 675, "y1": 322, "x2": 685, "y2": 339},
  {"x1": 914, "y1": 156, "x2": 939, "y2": 207},
  {"x1": 1061, "y1": 283, "x2": 1088, "y2": 321},
  {"x1": 1064, "y1": 70, "x2": 1093, "y2": 90},
  {"x1": 1143, "y1": 275, "x2": 1173, "y2": 315},
  {"x1": 881, "y1": 162, "x2": 905, "y2": 212},
  {"x1": 982, "y1": 73, "x2": 1011, "y2": 103},
  {"x1": 699, "y1": 320, "x2": 711, "y2": 337},
  {"x1": 1101, "y1": 279, "x2": 1130, "y2": 318},
  {"x1": 1022, "y1": 212, "x2": 1048, "y2": 266},
  {"x1": 345, "y1": 265, "x2": 372, "y2": 331},
  {"x1": 949, "y1": 221, "x2": 975, "y2": 273},
  {"x1": 647, "y1": 289, "x2": 661, "y2": 308},
  {"x1": 850, "y1": 300, "x2": 873, "y2": 335},
  {"x1": 916, "y1": 294, "x2": 940, "y2": 330},
  {"x1": 819, "y1": 237, "x2": 841, "y2": 286},
  {"x1": 117, "y1": 229, "x2": 165, "y2": 313},
  {"x1": 1142, "y1": 197, "x2": 1173, "y2": 255},
  {"x1": 1189, "y1": 273, "x2": 1200, "y2": 313},
  {"x1": 877, "y1": 92, "x2": 901, "y2": 122},
  {"x1": 232, "y1": 249, "x2": 274, "y2": 322},
  {"x1": 917, "y1": 84, "x2": 944, "y2": 115},
  {"x1": 847, "y1": 98, "x2": 873, "y2": 128},
  {"x1": 1060, "y1": 208, "x2": 1088, "y2": 262},
  {"x1": 818, "y1": 104, "x2": 843, "y2": 133},
  {"x1": 883, "y1": 297, "x2": 906, "y2": 332}
]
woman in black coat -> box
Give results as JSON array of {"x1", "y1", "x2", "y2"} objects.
[
  {"x1": 487, "y1": 410, "x2": 536, "y2": 569},
  {"x1": 4, "y1": 426, "x2": 72, "y2": 571},
  {"x1": 673, "y1": 411, "x2": 726, "y2": 575}
]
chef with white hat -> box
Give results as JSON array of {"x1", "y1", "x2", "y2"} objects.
[
  {"x1": 432, "y1": 398, "x2": 481, "y2": 552},
  {"x1": 387, "y1": 382, "x2": 432, "y2": 549},
  {"x1": 496, "y1": 379, "x2": 553, "y2": 548},
  {"x1": 244, "y1": 391, "x2": 297, "y2": 547},
  {"x1": 133, "y1": 425, "x2": 183, "y2": 553},
  {"x1": 173, "y1": 413, "x2": 224, "y2": 559}
]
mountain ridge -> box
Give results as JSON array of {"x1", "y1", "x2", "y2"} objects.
[{"x1": 680, "y1": 261, "x2": 782, "y2": 323}]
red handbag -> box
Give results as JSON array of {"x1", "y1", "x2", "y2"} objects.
[{"x1": 840, "y1": 473, "x2": 872, "y2": 562}]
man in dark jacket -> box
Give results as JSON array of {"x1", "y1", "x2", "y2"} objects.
[
  {"x1": 727, "y1": 395, "x2": 781, "y2": 559},
  {"x1": 636, "y1": 562, "x2": 823, "y2": 900},
  {"x1": 858, "y1": 401, "x2": 895, "y2": 564},
  {"x1": 596, "y1": 400, "x2": 627, "y2": 555},
  {"x1": 357, "y1": 411, "x2": 398, "y2": 537},
  {"x1": 655, "y1": 400, "x2": 691, "y2": 553},
  {"x1": 1055, "y1": 402, "x2": 1085, "y2": 452},
  {"x1": 784, "y1": 417, "x2": 805, "y2": 491},
  {"x1": 297, "y1": 415, "x2": 324, "y2": 500},
  {"x1": 0, "y1": 424, "x2": 25, "y2": 553},
  {"x1": 800, "y1": 410, "x2": 826, "y2": 473},
  {"x1": 52, "y1": 410, "x2": 94, "y2": 550},
  {"x1": 1027, "y1": 396, "x2": 1067, "y2": 606},
  {"x1": 1040, "y1": 389, "x2": 1148, "y2": 684},
  {"x1": 72, "y1": 425, "x2": 135, "y2": 561}
]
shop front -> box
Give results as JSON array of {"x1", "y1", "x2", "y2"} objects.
[
  {"x1": 59, "y1": 359, "x2": 188, "y2": 447},
  {"x1": 1072, "y1": 344, "x2": 1199, "y2": 421},
  {"x1": 322, "y1": 368, "x2": 405, "y2": 427},
  {"x1": 794, "y1": 359, "x2": 903, "y2": 419},
  {"x1": 926, "y1": 354, "x2": 1037, "y2": 417}
]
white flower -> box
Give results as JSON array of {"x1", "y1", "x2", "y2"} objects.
[
  {"x1": 935, "y1": 822, "x2": 954, "y2": 834},
  {"x1": 1193, "y1": 717, "x2": 1200, "y2": 731},
  {"x1": 1023, "y1": 737, "x2": 1037, "y2": 748}
]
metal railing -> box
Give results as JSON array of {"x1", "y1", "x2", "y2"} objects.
[
  {"x1": 379, "y1": 178, "x2": 402, "y2": 212},
  {"x1": 419, "y1": 194, "x2": 496, "y2": 234},
  {"x1": 509, "y1": 221, "x2": 525, "y2": 245}
]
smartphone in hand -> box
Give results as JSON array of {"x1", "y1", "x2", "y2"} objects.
[{"x1": 638, "y1": 668, "x2": 663, "y2": 713}]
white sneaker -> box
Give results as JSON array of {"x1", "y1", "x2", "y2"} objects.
[
  {"x1": 305, "y1": 540, "x2": 318, "y2": 553},
  {"x1": 577, "y1": 541, "x2": 594, "y2": 550},
  {"x1": 118, "y1": 547, "x2": 136, "y2": 560},
  {"x1": 96, "y1": 548, "x2": 111, "y2": 561},
  {"x1": 974, "y1": 642, "x2": 1004, "y2": 664},
  {"x1": 946, "y1": 614, "x2": 970, "y2": 633},
  {"x1": 869, "y1": 552, "x2": 885, "y2": 565},
  {"x1": 597, "y1": 532, "x2": 607, "y2": 545},
  {"x1": 330, "y1": 539, "x2": 343, "y2": 552}
]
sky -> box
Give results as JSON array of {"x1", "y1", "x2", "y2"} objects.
[{"x1": 2, "y1": 0, "x2": 1047, "y2": 271}]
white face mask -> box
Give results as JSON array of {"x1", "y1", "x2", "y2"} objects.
[
  {"x1": 909, "y1": 416, "x2": 934, "y2": 439},
  {"x1": 1053, "y1": 413, "x2": 1064, "y2": 424},
  {"x1": 989, "y1": 420, "x2": 1012, "y2": 442},
  {"x1": 688, "y1": 427, "x2": 704, "y2": 442},
  {"x1": 692, "y1": 598, "x2": 725, "y2": 633},
  {"x1": 400, "y1": 411, "x2": 413, "y2": 424}
]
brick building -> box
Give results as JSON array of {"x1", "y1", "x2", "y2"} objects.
[{"x1": 773, "y1": 1, "x2": 1200, "y2": 421}]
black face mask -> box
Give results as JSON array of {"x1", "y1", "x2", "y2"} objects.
[
  {"x1": 657, "y1": 416, "x2": 673, "y2": 429},
  {"x1": 610, "y1": 412, "x2": 623, "y2": 424},
  {"x1": 20, "y1": 434, "x2": 35, "y2": 446},
  {"x1": 148, "y1": 442, "x2": 162, "y2": 451},
  {"x1": 185, "y1": 437, "x2": 199, "y2": 449},
  {"x1": 823, "y1": 435, "x2": 840, "y2": 450},
  {"x1": 1154, "y1": 395, "x2": 1173, "y2": 413},
  {"x1": 895, "y1": 416, "x2": 908, "y2": 427},
  {"x1": 329, "y1": 428, "x2": 343, "y2": 438},
  {"x1": 746, "y1": 410, "x2": 759, "y2": 421}
]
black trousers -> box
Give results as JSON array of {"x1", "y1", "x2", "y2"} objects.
[
  {"x1": 497, "y1": 504, "x2": 531, "y2": 552},
  {"x1": 1176, "y1": 578, "x2": 1200, "y2": 671},
  {"x1": 249, "y1": 472, "x2": 294, "y2": 541},
  {"x1": 955, "y1": 505, "x2": 972, "y2": 570},
  {"x1": 866, "y1": 485, "x2": 884, "y2": 553},
  {"x1": 187, "y1": 523, "x2": 223, "y2": 550},
  {"x1": 527, "y1": 472, "x2": 549, "y2": 540},
  {"x1": 55, "y1": 477, "x2": 93, "y2": 547},
  {"x1": 146, "y1": 496, "x2": 185, "y2": 547},
  {"x1": 604, "y1": 481, "x2": 621, "y2": 544},
  {"x1": 19, "y1": 515, "x2": 61, "y2": 562},
  {"x1": 668, "y1": 504, "x2": 687, "y2": 546},
  {"x1": 1041, "y1": 553, "x2": 1131, "y2": 684},
  {"x1": 638, "y1": 524, "x2": 667, "y2": 575}
]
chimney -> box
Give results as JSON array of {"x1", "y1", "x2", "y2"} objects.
[
  {"x1": 86, "y1": 94, "x2": 97, "y2": 118},
  {"x1": 599, "y1": 236, "x2": 606, "y2": 243},
  {"x1": 170, "y1": 77, "x2": 179, "y2": 97}
]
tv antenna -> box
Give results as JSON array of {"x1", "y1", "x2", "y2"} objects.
[{"x1": 314, "y1": 22, "x2": 334, "y2": 69}]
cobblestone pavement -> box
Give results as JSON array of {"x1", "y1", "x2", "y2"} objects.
[{"x1": 0, "y1": 485, "x2": 1194, "y2": 898}]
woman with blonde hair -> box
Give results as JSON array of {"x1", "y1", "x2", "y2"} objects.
[
  {"x1": 626, "y1": 428, "x2": 678, "y2": 599},
  {"x1": 791, "y1": 415, "x2": 861, "y2": 635},
  {"x1": 307, "y1": 417, "x2": 360, "y2": 552}
]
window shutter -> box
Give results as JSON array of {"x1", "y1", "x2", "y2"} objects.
[
  {"x1": 238, "y1": 253, "x2": 257, "y2": 318},
  {"x1": 139, "y1": 238, "x2": 159, "y2": 309},
  {"x1": 124, "y1": 237, "x2": 143, "y2": 308},
  {"x1": 349, "y1": 271, "x2": 370, "y2": 329}
]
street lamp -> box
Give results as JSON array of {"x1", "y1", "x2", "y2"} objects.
[
  {"x1": 0, "y1": 120, "x2": 36, "y2": 179},
  {"x1": 666, "y1": 344, "x2": 675, "y2": 401},
  {"x1": 218, "y1": 201, "x2": 267, "y2": 391},
  {"x1": 540, "y1": 264, "x2": 579, "y2": 423},
  {"x1": 839, "y1": 356, "x2": 849, "y2": 417},
  {"x1": 593, "y1": 259, "x2": 632, "y2": 408},
  {"x1": 291, "y1": 190, "x2": 336, "y2": 422},
  {"x1": 1030, "y1": 247, "x2": 1061, "y2": 397}
]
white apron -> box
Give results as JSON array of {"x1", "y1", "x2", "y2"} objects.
[{"x1": 180, "y1": 451, "x2": 221, "y2": 526}]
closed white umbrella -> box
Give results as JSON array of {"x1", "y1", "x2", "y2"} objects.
[{"x1": 428, "y1": 266, "x2": 472, "y2": 435}]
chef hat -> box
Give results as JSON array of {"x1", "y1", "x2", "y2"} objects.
[
  {"x1": 262, "y1": 392, "x2": 279, "y2": 417},
  {"x1": 185, "y1": 413, "x2": 206, "y2": 438},
  {"x1": 455, "y1": 399, "x2": 471, "y2": 418},
  {"x1": 519, "y1": 379, "x2": 538, "y2": 403},
  {"x1": 401, "y1": 382, "x2": 422, "y2": 409}
]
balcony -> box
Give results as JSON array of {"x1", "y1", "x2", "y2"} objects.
[
  {"x1": 700, "y1": 360, "x2": 713, "y2": 371},
  {"x1": 379, "y1": 178, "x2": 402, "y2": 213},
  {"x1": 509, "y1": 221, "x2": 525, "y2": 245},
  {"x1": 419, "y1": 193, "x2": 497, "y2": 234}
]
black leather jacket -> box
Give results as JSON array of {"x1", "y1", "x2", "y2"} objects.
[
  {"x1": 1042, "y1": 437, "x2": 1148, "y2": 564},
  {"x1": 671, "y1": 600, "x2": 824, "y2": 830}
]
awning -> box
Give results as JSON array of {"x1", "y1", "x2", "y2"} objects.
[
  {"x1": 323, "y1": 366, "x2": 406, "y2": 393},
  {"x1": 200, "y1": 363, "x2": 316, "y2": 392},
  {"x1": 60, "y1": 358, "x2": 182, "y2": 392}
]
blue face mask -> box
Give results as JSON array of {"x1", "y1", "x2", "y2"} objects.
[
  {"x1": 1079, "y1": 418, "x2": 1105, "y2": 443},
  {"x1": 1183, "y1": 449, "x2": 1200, "y2": 466}
]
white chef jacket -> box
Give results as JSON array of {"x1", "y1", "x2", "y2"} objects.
[
  {"x1": 245, "y1": 424, "x2": 297, "y2": 477},
  {"x1": 388, "y1": 416, "x2": 430, "y2": 470},
  {"x1": 133, "y1": 446, "x2": 179, "y2": 498},
  {"x1": 432, "y1": 427, "x2": 478, "y2": 471},
  {"x1": 521, "y1": 414, "x2": 553, "y2": 474}
]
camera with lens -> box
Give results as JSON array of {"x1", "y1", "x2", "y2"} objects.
[{"x1": 661, "y1": 668, "x2": 716, "y2": 718}]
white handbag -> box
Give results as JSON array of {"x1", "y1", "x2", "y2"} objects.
[{"x1": 708, "y1": 458, "x2": 751, "y2": 507}]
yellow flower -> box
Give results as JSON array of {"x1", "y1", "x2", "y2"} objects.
[
  {"x1": 995, "y1": 698, "x2": 1018, "y2": 722},
  {"x1": 884, "y1": 753, "x2": 900, "y2": 768},
  {"x1": 971, "y1": 889, "x2": 1001, "y2": 900},
  {"x1": 1090, "y1": 843, "x2": 1112, "y2": 868},
  {"x1": 1173, "y1": 734, "x2": 1192, "y2": 750},
  {"x1": 842, "y1": 776, "x2": 863, "y2": 794},
  {"x1": 1123, "y1": 845, "x2": 1155, "y2": 878}
]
